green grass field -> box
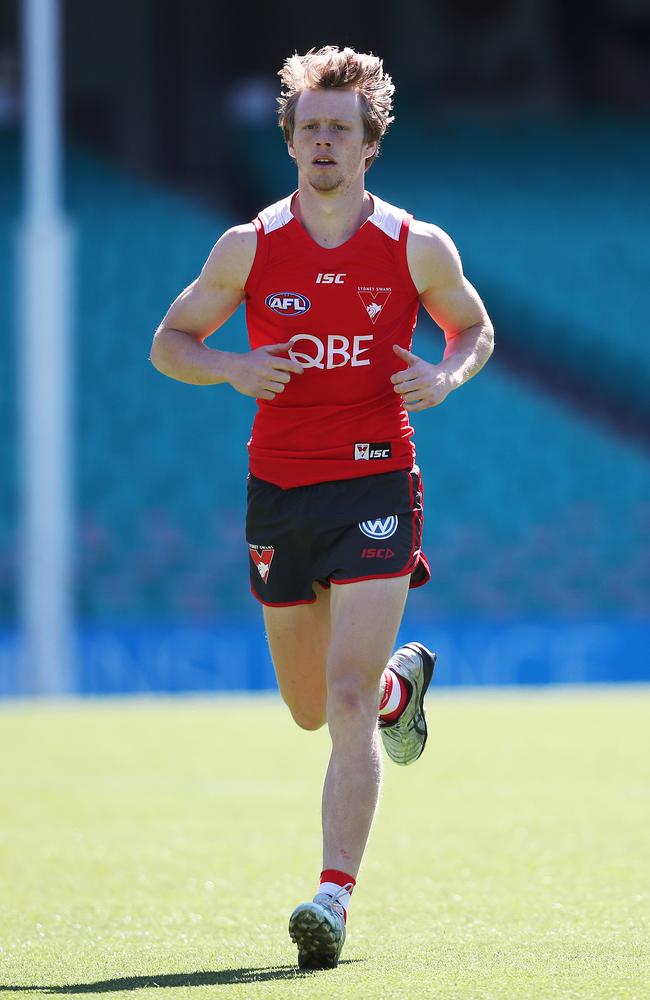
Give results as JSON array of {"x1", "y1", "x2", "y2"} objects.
[{"x1": 0, "y1": 688, "x2": 648, "y2": 999}]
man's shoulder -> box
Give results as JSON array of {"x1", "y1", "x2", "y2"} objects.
[
  {"x1": 408, "y1": 218, "x2": 457, "y2": 255},
  {"x1": 201, "y1": 223, "x2": 257, "y2": 289},
  {"x1": 256, "y1": 193, "x2": 295, "y2": 235},
  {"x1": 220, "y1": 222, "x2": 258, "y2": 249},
  {"x1": 365, "y1": 191, "x2": 410, "y2": 241},
  {"x1": 406, "y1": 218, "x2": 462, "y2": 291},
  {"x1": 406, "y1": 219, "x2": 460, "y2": 271}
]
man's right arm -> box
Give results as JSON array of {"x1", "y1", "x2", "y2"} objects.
[{"x1": 150, "y1": 224, "x2": 303, "y2": 399}]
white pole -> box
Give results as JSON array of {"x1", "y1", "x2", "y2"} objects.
[{"x1": 17, "y1": 0, "x2": 75, "y2": 695}]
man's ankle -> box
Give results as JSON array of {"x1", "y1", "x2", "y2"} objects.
[
  {"x1": 378, "y1": 666, "x2": 410, "y2": 723},
  {"x1": 318, "y1": 869, "x2": 356, "y2": 921}
]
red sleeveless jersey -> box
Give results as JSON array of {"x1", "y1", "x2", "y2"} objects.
[{"x1": 244, "y1": 191, "x2": 421, "y2": 488}]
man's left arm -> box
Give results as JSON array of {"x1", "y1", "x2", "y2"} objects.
[{"x1": 391, "y1": 221, "x2": 494, "y2": 412}]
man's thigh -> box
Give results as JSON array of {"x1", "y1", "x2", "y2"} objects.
[
  {"x1": 327, "y1": 575, "x2": 410, "y2": 688},
  {"x1": 262, "y1": 581, "x2": 331, "y2": 728}
]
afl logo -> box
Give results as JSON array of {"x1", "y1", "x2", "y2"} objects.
[
  {"x1": 359, "y1": 515, "x2": 399, "y2": 540},
  {"x1": 265, "y1": 292, "x2": 311, "y2": 316}
]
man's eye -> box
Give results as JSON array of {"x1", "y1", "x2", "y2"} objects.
[{"x1": 335, "y1": 125, "x2": 347, "y2": 130}]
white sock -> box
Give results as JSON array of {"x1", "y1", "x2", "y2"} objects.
[
  {"x1": 319, "y1": 881, "x2": 353, "y2": 913},
  {"x1": 378, "y1": 668, "x2": 403, "y2": 718}
]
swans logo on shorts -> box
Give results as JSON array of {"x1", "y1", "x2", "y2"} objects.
[
  {"x1": 265, "y1": 292, "x2": 311, "y2": 316},
  {"x1": 249, "y1": 544, "x2": 275, "y2": 582},
  {"x1": 358, "y1": 516, "x2": 399, "y2": 540}
]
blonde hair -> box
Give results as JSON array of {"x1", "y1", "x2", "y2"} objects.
[{"x1": 277, "y1": 46, "x2": 395, "y2": 169}]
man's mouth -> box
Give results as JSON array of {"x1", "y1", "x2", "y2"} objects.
[{"x1": 312, "y1": 157, "x2": 337, "y2": 166}]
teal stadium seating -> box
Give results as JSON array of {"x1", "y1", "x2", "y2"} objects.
[
  {"x1": 379, "y1": 113, "x2": 650, "y2": 424},
  {"x1": 0, "y1": 123, "x2": 649, "y2": 625},
  {"x1": 231, "y1": 111, "x2": 650, "y2": 421}
]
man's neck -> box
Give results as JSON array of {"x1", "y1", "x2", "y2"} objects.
[{"x1": 292, "y1": 177, "x2": 373, "y2": 249}]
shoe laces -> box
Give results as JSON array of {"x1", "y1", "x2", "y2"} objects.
[{"x1": 314, "y1": 881, "x2": 354, "y2": 915}]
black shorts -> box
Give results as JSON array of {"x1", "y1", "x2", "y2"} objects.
[{"x1": 246, "y1": 466, "x2": 431, "y2": 607}]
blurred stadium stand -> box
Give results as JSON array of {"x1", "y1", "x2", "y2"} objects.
[
  {"x1": 231, "y1": 109, "x2": 650, "y2": 436},
  {"x1": 1, "y1": 123, "x2": 649, "y2": 691},
  {"x1": 0, "y1": 131, "x2": 17, "y2": 626},
  {"x1": 1, "y1": 0, "x2": 649, "y2": 692}
]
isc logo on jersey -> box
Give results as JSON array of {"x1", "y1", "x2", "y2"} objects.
[
  {"x1": 354, "y1": 442, "x2": 392, "y2": 460},
  {"x1": 316, "y1": 273, "x2": 346, "y2": 284},
  {"x1": 265, "y1": 292, "x2": 311, "y2": 316}
]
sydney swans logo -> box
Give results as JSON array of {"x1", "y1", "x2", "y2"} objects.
[{"x1": 358, "y1": 286, "x2": 392, "y2": 324}]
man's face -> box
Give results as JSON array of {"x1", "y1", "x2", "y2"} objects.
[{"x1": 288, "y1": 88, "x2": 378, "y2": 193}]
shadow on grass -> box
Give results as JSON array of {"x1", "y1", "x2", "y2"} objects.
[{"x1": 1, "y1": 961, "x2": 365, "y2": 993}]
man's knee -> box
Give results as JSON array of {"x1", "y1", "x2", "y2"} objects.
[
  {"x1": 282, "y1": 696, "x2": 327, "y2": 731},
  {"x1": 327, "y1": 670, "x2": 380, "y2": 721},
  {"x1": 292, "y1": 709, "x2": 327, "y2": 731}
]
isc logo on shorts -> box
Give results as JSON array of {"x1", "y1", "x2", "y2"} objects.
[
  {"x1": 359, "y1": 516, "x2": 399, "y2": 540},
  {"x1": 265, "y1": 292, "x2": 311, "y2": 316}
]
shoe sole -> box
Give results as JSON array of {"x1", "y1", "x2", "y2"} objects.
[
  {"x1": 389, "y1": 642, "x2": 437, "y2": 763},
  {"x1": 408, "y1": 642, "x2": 436, "y2": 758},
  {"x1": 289, "y1": 904, "x2": 343, "y2": 969}
]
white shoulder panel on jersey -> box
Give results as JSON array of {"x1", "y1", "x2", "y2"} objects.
[
  {"x1": 367, "y1": 193, "x2": 407, "y2": 241},
  {"x1": 258, "y1": 194, "x2": 295, "y2": 235}
]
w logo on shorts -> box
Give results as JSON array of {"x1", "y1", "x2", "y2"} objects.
[{"x1": 359, "y1": 516, "x2": 398, "y2": 540}]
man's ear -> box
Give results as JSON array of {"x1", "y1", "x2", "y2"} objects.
[
  {"x1": 365, "y1": 139, "x2": 378, "y2": 161},
  {"x1": 288, "y1": 142, "x2": 296, "y2": 160}
]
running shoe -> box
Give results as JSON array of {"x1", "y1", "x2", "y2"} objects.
[
  {"x1": 289, "y1": 883, "x2": 351, "y2": 969},
  {"x1": 379, "y1": 642, "x2": 436, "y2": 766}
]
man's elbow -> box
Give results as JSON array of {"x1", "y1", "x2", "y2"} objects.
[
  {"x1": 483, "y1": 321, "x2": 495, "y2": 360},
  {"x1": 150, "y1": 327, "x2": 171, "y2": 374},
  {"x1": 149, "y1": 350, "x2": 164, "y2": 375}
]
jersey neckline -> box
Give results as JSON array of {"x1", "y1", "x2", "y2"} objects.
[{"x1": 287, "y1": 190, "x2": 377, "y2": 252}]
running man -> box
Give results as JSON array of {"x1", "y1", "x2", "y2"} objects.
[{"x1": 151, "y1": 45, "x2": 494, "y2": 969}]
